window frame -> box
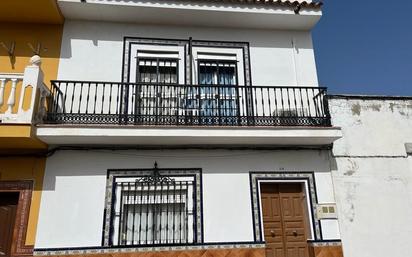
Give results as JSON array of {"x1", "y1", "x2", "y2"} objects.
[
  {"x1": 123, "y1": 37, "x2": 252, "y2": 87},
  {"x1": 128, "y1": 44, "x2": 186, "y2": 85},
  {"x1": 136, "y1": 51, "x2": 180, "y2": 84},
  {"x1": 197, "y1": 58, "x2": 239, "y2": 86},
  {"x1": 112, "y1": 176, "x2": 195, "y2": 246},
  {"x1": 102, "y1": 168, "x2": 203, "y2": 247},
  {"x1": 192, "y1": 48, "x2": 245, "y2": 86},
  {"x1": 194, "y1": 58, "x2": 240, "y2": 120},
  {"x1": 122, "y1": 38, "x2": 254, "y2": 119}
]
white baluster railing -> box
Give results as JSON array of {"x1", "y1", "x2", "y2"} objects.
[
  {"x1": 0, "y1": 78, "x2": 7, "y2": 107},
  {"x1": 0, "y1": 55, "x2": 45, "y2": 124},
  {"x1": 0, "y1": 74, "x2": 24, "y2": 120},
  {"x1": 7, "y1": 78, "x2": 19, "y2": 114}
]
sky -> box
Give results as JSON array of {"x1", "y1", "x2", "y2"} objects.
[{"x1": 312, "y1": 0, "x2": 412, "y2": 96}]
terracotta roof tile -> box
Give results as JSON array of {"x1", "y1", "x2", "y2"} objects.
[
  {"x1": 191, "y1": 0, "x2": 323, "y2": 10},
  {"x1": 100, "y1": 0, "x2": 323, "y2": 14},
  {"x1": 102, "y1": 0, "x2": 323, "y2": 10}
]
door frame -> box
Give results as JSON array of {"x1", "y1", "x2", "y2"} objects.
[
  {"x1": 249, "y1": 172, "x2": 322, "y2": 242},
  {"x1": 0, "y1": 181, "x2": 34, "y2": 257},
  {"x1": 257, "y1": 180, "x2": 315, "y2": 241}
]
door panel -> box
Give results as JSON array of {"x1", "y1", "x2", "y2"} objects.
[
  {"x1": 262, "y1": 184, "x2": 284, "y2": 257},
  {"x1": 285, "y1": 246, "x2": 308, "y2": 257},
  {"x1": 266, "y1": 244, "x2": 286, "y2": 257},
  {"x1": 0, "y1": 193, "x2": 19, "y2": 257},
  {"x1": 263, "y1": 222, "x2": 283, "y2": 242},
  {"x1": 260, "y1": 183, "x2": 309, "y2": 257}
]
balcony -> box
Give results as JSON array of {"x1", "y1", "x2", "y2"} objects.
[
  {"x1": 36, "y1": 81, "x2": 342, "y2": 147},
  {"x1": 45, "y1": 81, "x2": 331, "y2": 127},
  {"x1": 0, "y1": 56, "x2": 49, "y2": 150}
]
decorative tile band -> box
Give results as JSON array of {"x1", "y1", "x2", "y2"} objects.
[
  {"x1": 307, "y1": 240, "x2": 342, "y2": 247},
  {"x1": 33, "y1": 241, "x2": 341, "y2": 256},
  {"x1": 33, "y1": 243, "x2": 266, "y2": 256},
  {"x1": 123, "y1": 37, "x2": 252, "y2": 87}
]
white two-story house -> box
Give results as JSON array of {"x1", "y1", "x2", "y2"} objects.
[{"x1": 32, "y1": 1, "x2": 344, "y2": 257}]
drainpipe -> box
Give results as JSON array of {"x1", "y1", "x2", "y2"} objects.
[
  {"x1": 189, "y1": 37, "x2": 193, "y2": 85},
  {"x1": 291, "y1": 37, "x2": 299, "y2": 86}
]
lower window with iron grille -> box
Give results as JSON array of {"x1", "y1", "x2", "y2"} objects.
[{"x1": 106, "y1": 169, "x2": 201, "y2": 247}]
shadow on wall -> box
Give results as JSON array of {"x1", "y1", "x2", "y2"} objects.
[{"x1": 0, "y1": 23, "x2": 63, "y2": 75}]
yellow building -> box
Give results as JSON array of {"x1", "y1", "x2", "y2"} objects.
[{"x1": 0, "y1": 1, "x2": 63, "y2": 256}]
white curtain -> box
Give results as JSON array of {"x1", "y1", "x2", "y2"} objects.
[
  {"x1": 138, "y1": 59, "x2": 178, "y2": 117},
  {"x1": 198, "y1": 63, "x2": 237, "y2": 118},
  {"x1": 122, "y1": 202, "x2": 187, "y2": 245},
  {"x1": 138, "y1": 60, "x2": 178, "y2": 84}
]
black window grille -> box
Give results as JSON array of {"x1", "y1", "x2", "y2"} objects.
[
  {"x1": 137, "y1": 57, "x2": 178, "y2": 84},
  {"x1": 111, "y1": 173, "x2": 196, "y2": 246},
  {"x1": 134, "y1": 56, "x2": 179, "y2": 123}
]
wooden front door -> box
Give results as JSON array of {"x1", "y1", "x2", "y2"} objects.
[
  {"x1": 0, "y1": 193, "x2": 19, "y2": 257},
  {"x1": 261, "y1": 183, "x2": 309, "y2": 257}
]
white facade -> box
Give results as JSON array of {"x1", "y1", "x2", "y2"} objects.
[
  {"x1": 35, "y1": 149, "x2": 340, "y2": 248},
  {"x1": 57, "y1": 20, "x2": 319, "y2": 87},
  {"x1": 37, "y1": 19, "x2": 337, "y2": 147},
  {"x1": 28, "y1": 1, "x2": 412, "y2": 257},
  {"x1": 34, "y1": 1, "x2": 345, "y2": 255},
  {"x1": 329, "y1": 96, "x2": 412, "y2": 257}
]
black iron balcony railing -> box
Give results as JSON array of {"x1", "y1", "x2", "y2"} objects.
[{"x1": 45, "y1": 81, "x2": 331, "y2": 127}]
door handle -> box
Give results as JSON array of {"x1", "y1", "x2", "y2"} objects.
[
  {"x1": 270, "y1": 230, "x2": 276, "y2": 237},
  {"x1": 292, "y1": 230, "x2": 298, "y2": 236}
]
